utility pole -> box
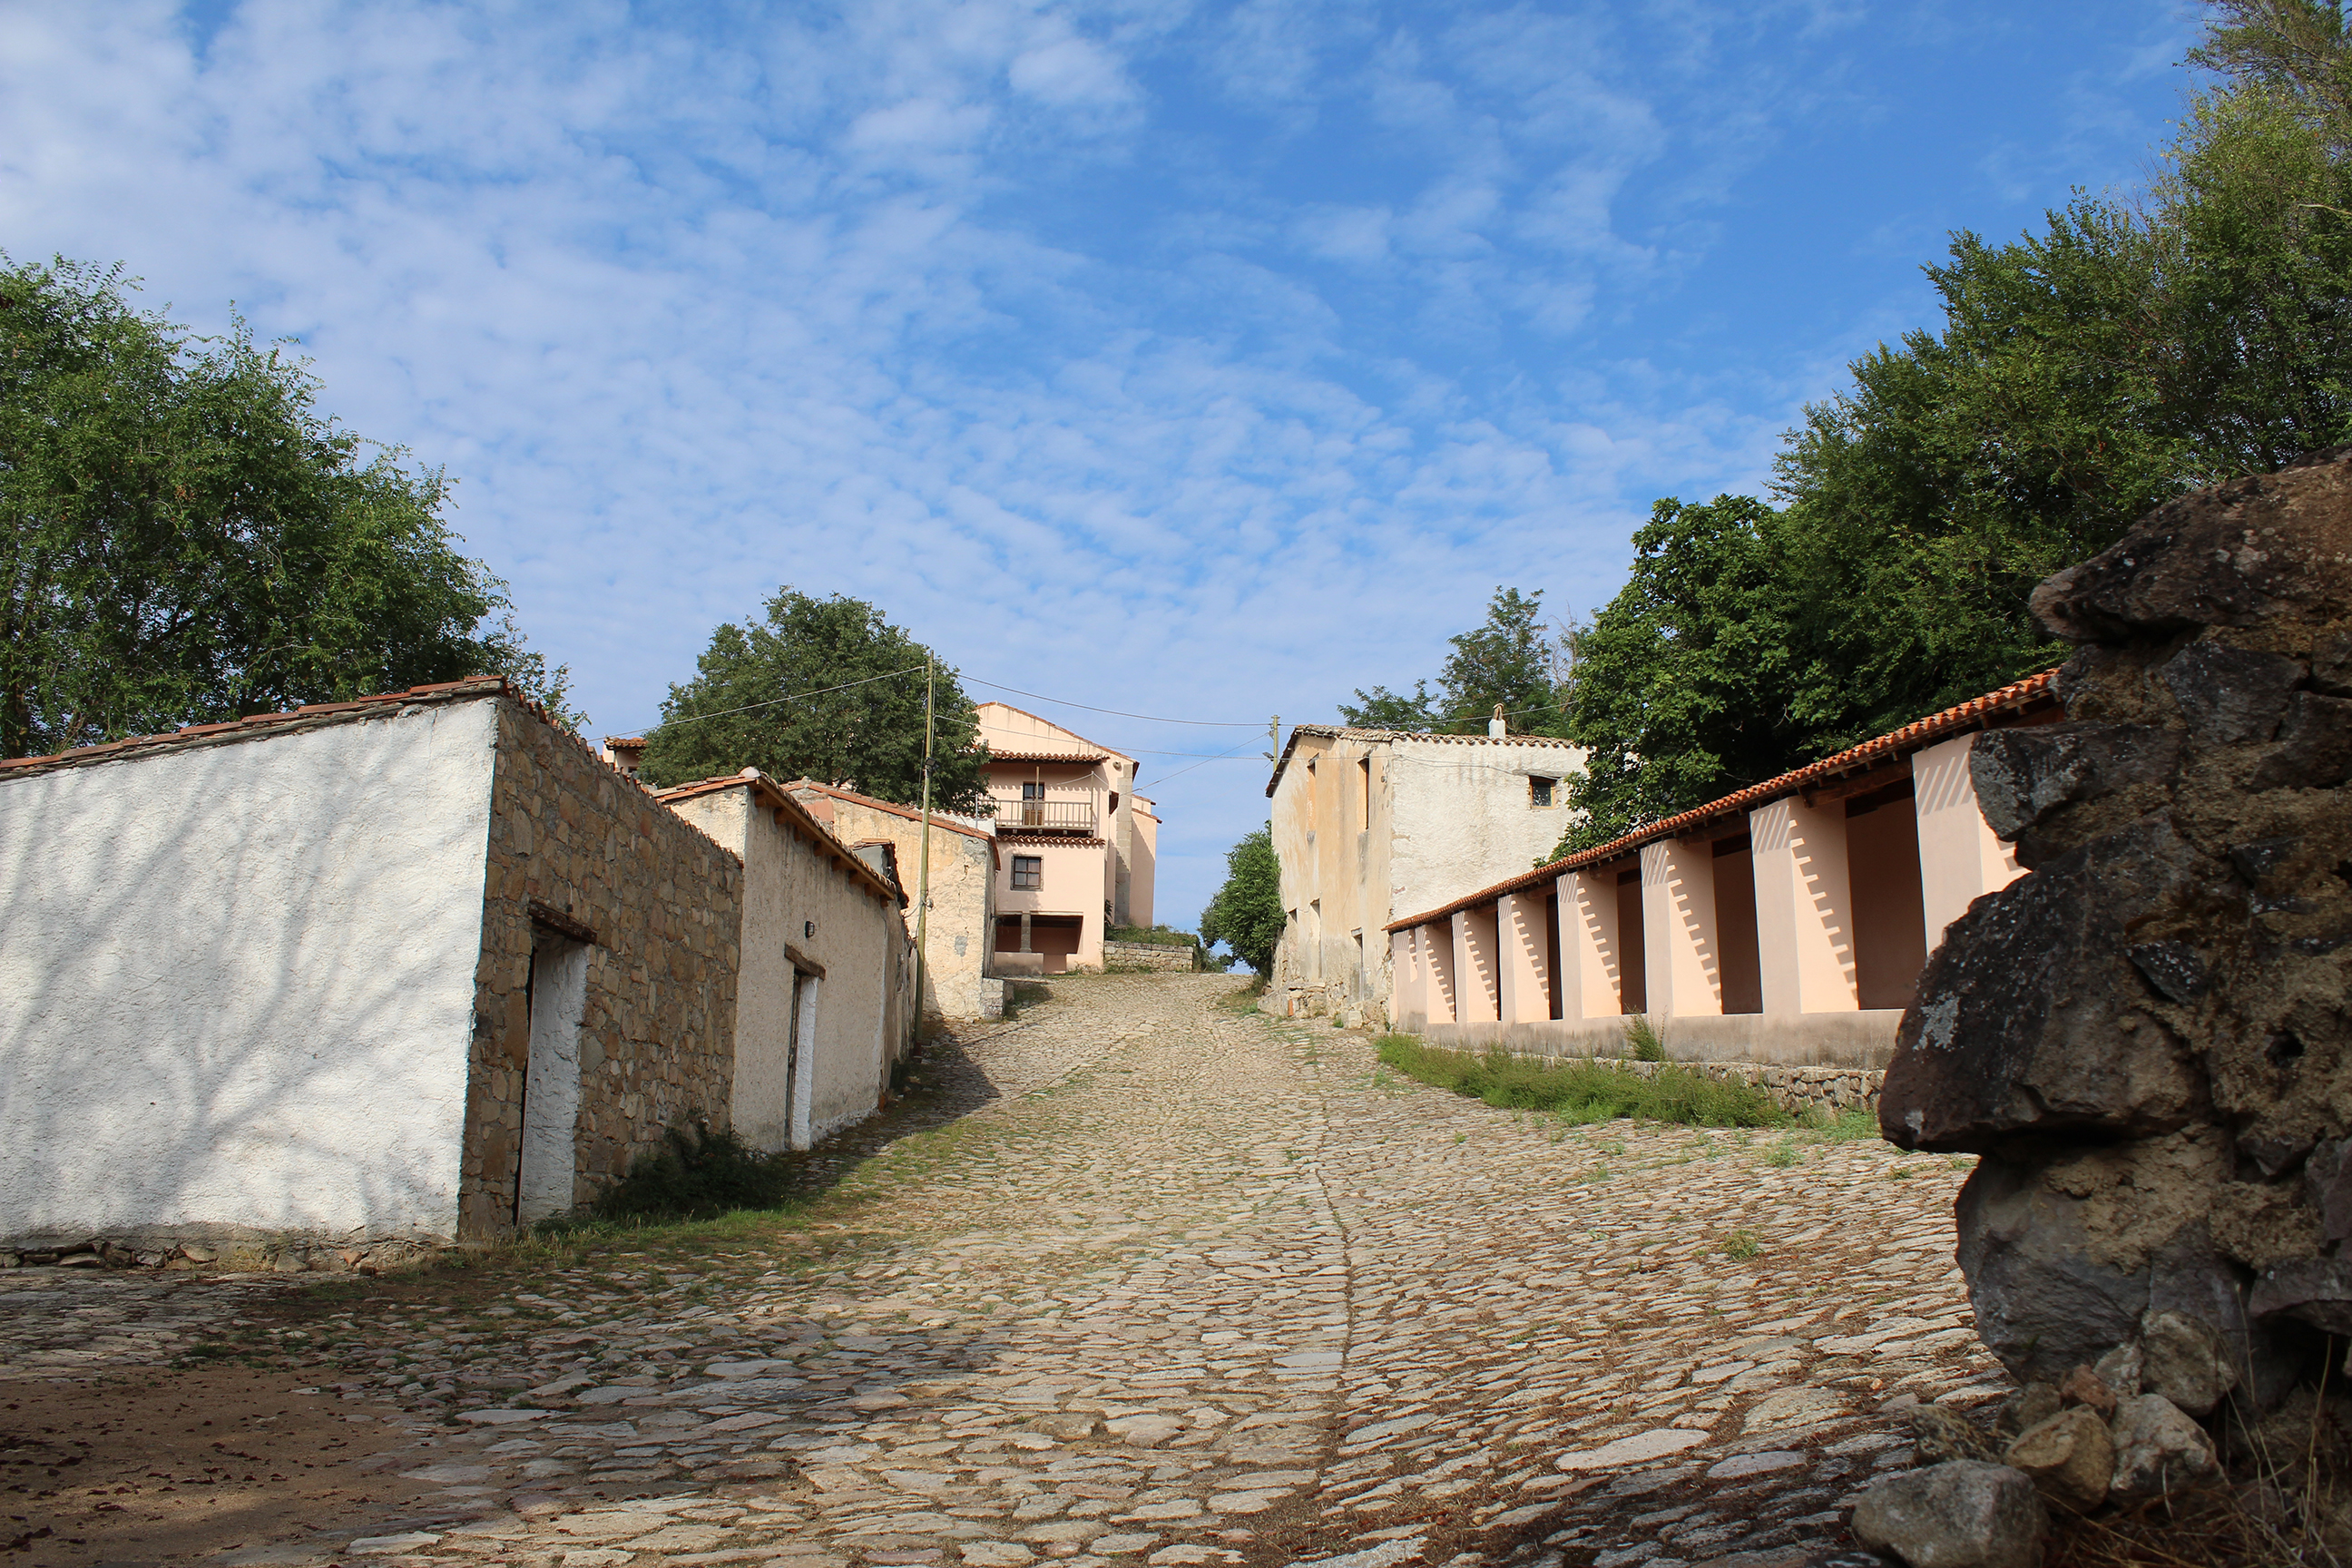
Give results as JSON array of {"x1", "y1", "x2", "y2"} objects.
[{"x1": 913, "y1": 658, "x2": 936, "y2": 1038}]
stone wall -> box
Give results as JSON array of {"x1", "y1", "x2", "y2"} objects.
[
  {"x1": 1882, "y1": 448, "x2": 2352, "y2": 1415},
  {"x1": 1102, "y1": 939, "x2": 1200, "y2": 972},
  {"x1": 462, "y1": 700, "x2": 743, "y2": 1237},
  {"x1": 0, "y1": 692, "x2": 500, "y2": 1261},
  {"x1": 1474, "y1": 1051, "x2": 1882, "y2": 1117}
]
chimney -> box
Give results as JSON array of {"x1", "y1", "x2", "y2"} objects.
[{"x1": 1488, "y1": 703, "x2": 1507, "y2": 738}]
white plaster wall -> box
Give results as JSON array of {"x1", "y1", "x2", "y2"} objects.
[
  {"x1": 667, "y1": 786, "x2": 907, "y2": 1151},
  {"x1": 790, "y1": 789, "x2": 998, "y2": 1020},
  {"x1": 0, "y1": 701, "x2": 500, "y2": 1240},
  {"x1": 1387, "y1": 738, "x2": 1583, "y2": 924}
]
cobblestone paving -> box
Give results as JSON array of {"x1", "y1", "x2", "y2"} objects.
[{"x1": 1, "y1": 975, "x2": 2004, "y2": 1567}]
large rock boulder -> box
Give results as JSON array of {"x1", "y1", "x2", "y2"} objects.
[{"x1": 1884, "y1": 448, "x2": 2352, "y2": 1414}]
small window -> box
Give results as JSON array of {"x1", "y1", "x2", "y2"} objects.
[
  {"x1": 1012, "y1": 855, "x2": 1042, "y2": 890},
  {"x1": 1530, "y1": 775, "x2": 1557, "y2": 808}
]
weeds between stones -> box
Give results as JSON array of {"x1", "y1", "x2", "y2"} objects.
[
  {"x1": 1622, "y1": 1015, "x2": 1669, "y2": 1062},
  {"x1": 1372, "y1": 1034, "x2": 1789, "y2": 1127},
  {"x1": 589, "y1": 1126, "x2": 800, "y2": 1221}
]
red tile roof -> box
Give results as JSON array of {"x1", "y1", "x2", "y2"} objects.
[
  {"x1": 653, "y1": 771, "x2": 906, "y2": 908},
  {"x1": 779, "y1": 779, "x2": 995, "y2": 843},
  {"x1": 1384, "y1": 668, "x2": 2064, "y2": 933},
  {"x1": 0, "y1": 676, "x2": 526, "y2": 779}
]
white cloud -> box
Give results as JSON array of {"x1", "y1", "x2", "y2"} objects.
[{"x1": 0, "y1": 0, "x2": 2191, "y2": 927}]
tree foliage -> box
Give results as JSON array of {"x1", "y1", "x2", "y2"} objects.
[
  {"x1": 1340, "y1": 587, "x2": 1572, "y2": 736},
  {"x1": 1200, "y1": 825, "x2": 1284, "y2": 976},
  {"x1": 1, "y1": 255, "x2": 575, "y2": 758},
  {"x1": 639, "y1": 587, "x2": 989, "y2": 811},
  {"x1": 1563, "y1": 496, "x2": 1803, "y2": 848},
  {"x1": 1557, "y1": 1, "x2": 2352, "y2": 850}
]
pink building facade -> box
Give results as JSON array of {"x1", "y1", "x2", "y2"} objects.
[
  {"x1": 1385, "y1": 673, "x2": 2060, "y2": 1065},
  {"x1": 976, "y1": 703, "x2": 1157, "y2": 975}
]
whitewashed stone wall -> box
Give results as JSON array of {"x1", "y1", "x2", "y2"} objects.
[
  {"x1": 0, "y1": 701, "x2": 501, "y2": 1250},
  {"x1": 664, "y1": 780, "x2": 911, "y2": 1152}
]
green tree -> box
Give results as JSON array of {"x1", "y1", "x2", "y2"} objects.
[
  {"x1": 1200, "y1": 825, "x2": 1284, "y2": 976},
  {"x1": 1, "y1": 255, "x2": 576, "y2": 757},
  {"x1": 1561, "y1": 496, "x2": 1802, "y2": 850},
  {"x1": 1340, "y1": 587, "x2": 1571, "y2": 735},
  {"x1": 1558, "y1": 1, "x2": 2352, "y2": 837},
  {"x1": 639, "y1": 587, "x2": 988, "y2": 810}
]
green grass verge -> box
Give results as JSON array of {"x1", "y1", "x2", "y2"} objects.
[{"x1": 1373, "y1": 1034, "x2": 1790, "y2": 1128}]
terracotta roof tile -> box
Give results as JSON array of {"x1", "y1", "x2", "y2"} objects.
[
  {"x1": 1384, "y1": 668, "x2": 2064, "y2": 932},
  {"x1": 778, "y1": 779, "x2": 995, "y2": 843},
  {"x1": 0, "y1": 676, "x2": 523, "y2": 780},
  {"x1": 652, "y1": 772, "x2": 906, "y2": 908}
]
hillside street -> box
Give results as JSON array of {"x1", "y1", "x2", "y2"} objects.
[{"x1": 1, "y1": 975, "x2": 1997, "y2": 1567}]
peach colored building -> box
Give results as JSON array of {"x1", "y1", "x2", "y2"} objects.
[
  {"x1": 976, "y1": 702, "x2": 1155, "y2": 975},
  {"x1": 1263, "y1": 719, "x2": 1585, "y2": 1025},
  {"x1": 1383, "y1": 672, "x2": 2062, "y2": 1065}
]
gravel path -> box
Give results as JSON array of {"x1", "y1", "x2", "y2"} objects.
[{"x1": 0, "y1": 974, "x2": 2001, "y2": 1567}]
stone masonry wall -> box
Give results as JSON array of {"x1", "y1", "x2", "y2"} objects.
[
  {"x1": 1102, "y1": 939, "x2": 1200, "y2": 972},
  {"x1": 462, "y1": 701, "x2": 743, "y2": 1237},
  {"x1": 1485, "y1": 1053, "x2": 1883, "y2": 1117}
]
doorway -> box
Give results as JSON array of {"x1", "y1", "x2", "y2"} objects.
[{"x1": 516, "y1": 927, "x2": 589, "y2": 1226}]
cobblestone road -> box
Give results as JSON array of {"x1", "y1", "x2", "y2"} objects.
[{"x1": 3, "y1": 975, "x2": 2003, "y2": 1567}]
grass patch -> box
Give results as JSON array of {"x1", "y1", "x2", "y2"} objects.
[
  {"x1": 591, "y1": 1126, "x2": 800, "y2": 1222},
  {"x1": 1720, "y1": 1228, "x2": 1761, "y2": 1260},
  {"x1": 1801, "y1": 1105, "x2": 1883, "y2": 1142},
  {"x1": 1215, "y1": 978, "x2": 1269, "y2": 1014},
  {"x1": 1373, "y1": 1035, "x2": 1788, "y2": 1127}
]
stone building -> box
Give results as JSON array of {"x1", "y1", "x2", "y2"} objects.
[
  {"x1": 0, "y1": 678, "x2": 743, "y2": 1264},
  {"x1": 656, "y1": 772, "x2": 915, "y2": 1151},
  {"x1": 1384, "y1": 672, "x2": 2061, "y2": 1064},
  {"x1": 782, "y1": 779, "x2": 1006, "y2": 1022},
  {"x1": 975, "y1": 702, "x2": 1158, "y2": 975},
  {"x1": 1262, "y1": 719, "x2": 1587, "y2": 1024}
]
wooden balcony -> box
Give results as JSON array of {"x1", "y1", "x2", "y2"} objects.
[{"x1": 990, "y1": 797, "x2": 1099, "y2": 836}]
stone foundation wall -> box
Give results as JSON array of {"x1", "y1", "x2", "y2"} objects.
[
  {"x1": 462, "y1": 701, "x2": 745, "y2": 1237},
  {"x1": 1455, "y1": 1049, "x2": 1885, "y2": 1117},
  {"x1": 1102, "y1": 939, "x2": 1199, "y2": 972},
  {"x1": 1571, "y1": 1056, "x2": 1886, "y2": 1117}
]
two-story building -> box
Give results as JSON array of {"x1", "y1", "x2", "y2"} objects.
[
  {"x1": 1264, "y1": 715, "x2": 1586, "y2": 1025},
  {"x1": 976, "y1": 702, "x2": 1157, "y2": 975}
]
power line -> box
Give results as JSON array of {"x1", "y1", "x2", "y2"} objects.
[
  {"x1": 619, "y1": 663, "x2": 929, "y2": 736},
  {"x1": 964, "y1": 678, "x2": 1262, "y2": 727}
]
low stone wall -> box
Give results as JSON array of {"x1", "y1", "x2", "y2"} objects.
[
  {"x1": 1102, "y1": 939, "x2": 1198, "y2": 972},
  {"x1": 1576, "y1": 1056, "x2": 1886, "y2": 1117},
  {"x1": 1410, "y1": 1009, "x2": 1903, "y2": 1068}
]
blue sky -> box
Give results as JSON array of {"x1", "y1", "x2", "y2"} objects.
[{"x1": 2, "y1": 0, "x2": 2200, "y2": 934}]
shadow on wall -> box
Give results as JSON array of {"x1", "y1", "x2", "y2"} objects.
[{"x1": 0, "y1": 720, "x2": 495, "y2": 1252}]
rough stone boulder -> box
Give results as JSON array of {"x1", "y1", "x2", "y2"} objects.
[
  {"x1": 1882, "y1": 446, "x2": 2352, "y2": 1403},
  {"x1": 1850, "y1": 1462, "x2": 2048, "y2": 1568}
]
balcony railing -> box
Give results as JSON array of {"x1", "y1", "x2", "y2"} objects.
[{"x1": 989, "y1": 797, "x2": 1099, "y2": 835}]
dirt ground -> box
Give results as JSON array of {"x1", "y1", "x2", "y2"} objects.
[{"x1": 0, "y1": 1367, "x2": 430, "y2": 1565}]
